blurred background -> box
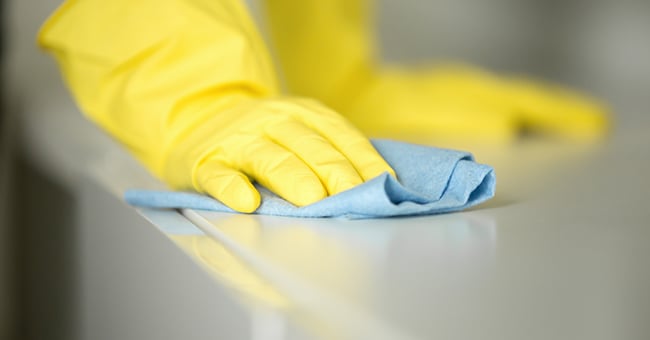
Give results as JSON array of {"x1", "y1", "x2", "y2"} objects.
[{"x1": 1, "y1": 0, "x2": 649, "y2": 339}]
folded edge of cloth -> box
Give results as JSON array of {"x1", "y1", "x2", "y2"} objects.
[{"x1": 124, "y1": 139, "x2": 496, "y2": 219}]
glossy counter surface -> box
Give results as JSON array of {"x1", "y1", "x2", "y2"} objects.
[
  {"x1": 12, "y1": 80, "x2": 649, "y2": 340},
  {"x1": 179, "y1": 127, "x2": 650, "y2": 340},
  {"x1": 15, "y1": 69, "x2": 650, "y2": 339}
]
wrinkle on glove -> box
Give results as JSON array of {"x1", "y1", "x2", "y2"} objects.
[{"x1": 125, "y1": 140, "x2": 495, "y2": 219}]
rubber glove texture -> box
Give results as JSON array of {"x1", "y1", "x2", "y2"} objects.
[
  {"x1": 38, "y1": 0, "x2": 393, "y2": 213},
  {"x1": 170, "y1": 96, "x2": 395, "y2": 213}
]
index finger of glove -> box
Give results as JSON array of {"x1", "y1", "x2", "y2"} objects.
[
  {"x1": 265, "y1": 119, "x2": 364, "y2": 196},
  {"x1": 235, "y1": 136, "x2": 328, "y2": 207},
  {"x1": 292, "y1": 101, "x2": 396, "y2": 181}
]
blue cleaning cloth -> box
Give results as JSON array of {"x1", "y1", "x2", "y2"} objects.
[{"x1": 125, "y1": 140, "x2": 495, "y2": 219}]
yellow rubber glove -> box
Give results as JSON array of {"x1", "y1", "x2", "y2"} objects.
[
  {"x1": 263, "y1": 0, "x2": 608, "y2": 144},
  {"x1": 39, "y1": 0, "x2": 393, "y2": 213},
  {"x1": 340, "y1": 65, "x2": 609, "y2": 144},
  {"x1": 171, "y1": 95, "x2": 394, "y2": 212}
]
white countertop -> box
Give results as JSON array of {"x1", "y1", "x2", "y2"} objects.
[
  {"x1": 18, "y1": 81, "x2": 650, "y2": 339},
  {"x1": 182, "y1": 126, "x2": 650, "y2": 340}
]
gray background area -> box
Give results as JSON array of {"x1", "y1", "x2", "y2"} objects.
[{"x1": 2, "y1": 0, "x2": 650, "y2": 339}]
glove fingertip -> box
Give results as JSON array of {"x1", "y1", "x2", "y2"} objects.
[
  {"x1": 329, "y1": 177, "x2": 363, "y2": 196},
  {"x1": 290, "y1": 175, "x2": 327, "y2": 207},
  {"x1": 229, "y1": 184, "x2": 261, "y2": 214},
  {"x1": 202, "y1": 173, "x2": 261, "y2": 214},
  {"x1": 359, "y1": 157, "x2": 396, "y2": 182}
]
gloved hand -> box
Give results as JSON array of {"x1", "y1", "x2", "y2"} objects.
[
  {"x1": 167, "y1": 95, "x2": 394, "y2": 213},
  {"x1": 38, "y1": 0, "x2": 393, "y2": 213},
  {"x1": 265, "y1": 0, "x2": 609, "y2": 144},
  {"x1": 339, "y1": 65, "x2": 608, "y2": 143}
]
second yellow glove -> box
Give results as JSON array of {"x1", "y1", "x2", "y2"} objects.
[
  {"x1": 264, "y1": 0, "x2": 609, "y2": 145},
  {"x1": 339, "y1": 65, "x2": 609, "y2": 144}
]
